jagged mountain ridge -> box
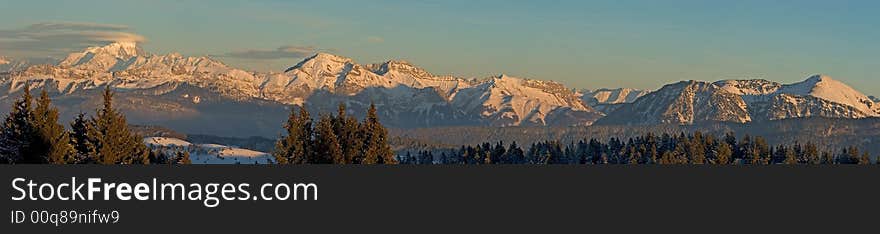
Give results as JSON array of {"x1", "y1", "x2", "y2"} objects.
[
  {"x1": 0, "y1": 42, "x2": 603, "y2": 136},
  {"x1": 599, "y1": 75, "x2": 879, "y2": 125},
  {"x1": 580, "y1": 88, "x2": 650, "y2": 113},
  {"x1": 597, "y1": 81, "x2": 752, "y2": 125},
  {"x1": 581, "y1": 88, "x2": 649, "y2": 105},
  {"x1": 1, "y1": 42, "x2": 877, "y2": 135}
]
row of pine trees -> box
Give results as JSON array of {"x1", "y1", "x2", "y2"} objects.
[
  {"x1": 402, "y1": 132, "x2": 876, "y2": 165},
  {"x1": 0, "y1": 84, "x2": 189, "y2": 164},
  {"x1": 273, "y1": 104, "x2": 397, "y2": 164}
]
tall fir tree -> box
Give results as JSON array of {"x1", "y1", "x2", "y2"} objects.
[
  {"x1": 313, "y1": 114, "x2": 344, "y2": 164},
  {"x1": 87, "y1": 87, "x2": 150, "y2": 164},
  {"x1": 0, "y1": 83, "x2": 36, "y2": 163},
  {"x1": 273, "y1": 106, "x2": 312, "y2": 164},
  {"x1": 360, "y1": 103, "x2": 397, "y2": 164},
  {"x1": 333, "y1": 103, "x2": 363, "y2": 164},
  {"x1": 69, "y1": 113, "x2": 92, "y2": 163},
  {"x1": 32, "y1": 89, "x2": 75, "y2": 164}
]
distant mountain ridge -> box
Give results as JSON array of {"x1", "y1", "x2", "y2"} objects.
[
  {"x1": 0, "y1": 42, "x2": 602, "y2": 136},
  {"x1": 599, "y1": 75, "x2": 879, "y2": 125},
  {"x1": 0, "y1": 42, "x2": 877, "y2": 136}
]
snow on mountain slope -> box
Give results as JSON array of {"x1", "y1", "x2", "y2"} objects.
[
  {"x1": 144, "y1": 137, "x2": 192, "y2": 147},
  {"x1": 144, "y1": 137, "x2": 274, "y2": 164},
  {"x1": 600, "y1": 75, "x2": 879, "y2": 125},
  {"x1": 752, "y1": 94, "x2": 874, "y2": 120},
  {"x1": 9, "y1": 42, "x2": 264, "y2": 100},
  {"x1": 1, "y1": 42, "x2": 599, "y2": 132},
  {"x1": 777, "y1": 75, "x2": 877, "y2": 116},
  {"x1": 451, "y1": 75, "x2": 600, "y2": 126},
  {"x1": 581, "y1": 88, "x2": 649, "y2": 105},
  {"x1": 0, "y1": 57, "x2": 37, "y2": 73},
  {"x1": 715, "y1": 75, "x2": 879, "y2": 119},
  {"x1": 4, "y1": 41, "x2": 875, "y2": 132},
  {"x1": 597, "y1": 81, "x2": 750, "y2": 125},
  {"x1": 714, "y1": 79, "x2": 781, "y2": 96},
  {"x1": 58, "y1": 41, "x2": 146, "y2": 72}
]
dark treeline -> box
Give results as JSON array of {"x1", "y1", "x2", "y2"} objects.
[
  {"x1": 273, "y1": 103, "x2": 397, "y2": 164},
  {"x1": 0, "y1": 83, "x2": 189, "y2": 164},
  {"x1": 389, "y1": 119, "x2": 880, "y2": 157},
  {"x1": 400, "y1": 132, "x2": 876, "y2": 165}
]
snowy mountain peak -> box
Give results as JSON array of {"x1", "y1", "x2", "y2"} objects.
[
  {"x1": 779, "y1": 74, "x2": 877, "y2": 116},
  {"x1": 83, "y1": 41, "x2": 144, "y2": 58},
  {"x1": 805, "y1": 74, "x2": 834, "y2": 83},
  {"x1": 57, "y1": 42, "x2": 148, "y2": 71},
  {"x1": 371, "y1": 60, "x2": 433, "y2": 77},
  {"x1": 284, "y1": 52, "x2": 352, "y2": 73}
]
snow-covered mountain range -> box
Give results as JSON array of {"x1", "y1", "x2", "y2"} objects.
[
  {"x1": 598, "y1": 75, "x2": 879, "y2": 125},
  {"x1": 0, "y1": 42, "x2": 877, "y2": 135},
  {"x1": 0, "y1": 42, "x2": 602, "y2": 136}
]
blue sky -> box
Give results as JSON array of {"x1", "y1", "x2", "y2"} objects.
[{"x1": 1, "y1": 0, "x2": 878, "y2": 95}]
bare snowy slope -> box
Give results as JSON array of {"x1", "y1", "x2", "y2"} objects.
[
  {"x1": 144, "y1": 137, "x2": 274, "y2": 164},
  {"x1": 581, "y1": 88, "x2": 649, "y2": 105}
]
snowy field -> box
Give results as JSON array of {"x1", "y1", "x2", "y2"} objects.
[{"x1": 144, "y1": 137, "x2": 275, "y2": 164}]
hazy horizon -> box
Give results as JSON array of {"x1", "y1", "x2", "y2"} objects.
[{"x1": 1, "y1": 0, "x2": 877, "y2": 94}]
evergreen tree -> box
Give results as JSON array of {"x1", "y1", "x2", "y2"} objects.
[
  {"x1": 361, "y1": 103, "x2": 396, "y2": 164},
  {"x1": 506, "y1": 142, "x2": 525, "y2": 164},
  {"x1": 0, "y1": 83, "x2": 36, "y2": 163},
  {"x1": 0, "y1": 82, "x2": 39, "y2": 164},
  {"x1": 149, "y1": 150, "x2": 169, "y2": 164},
  {"x1": 659, "y1": 151, "x2": 675, "y2": 165},
  {"x1": 314, "y1": 114, "x2": 344, "y2": 164},
  {"x1": 803, "y1": 143, "x2": 821, "y2": 165},
  {"x1": 32, "y1": 89, "x2": 75, "y2": 164},
  {"x1": 715, "y1": 142, "x2": 732, "y2": 165},
  {"x1": 273, "y1": 106, "x2": 312, "y2": 164},
  {"x1": 783, "y1": 146, "x2": 798, "y2": 165},
  {"x1": 69, "y1": 113, "x2": 92, "y2": 163},
  {"x1": 821, "y1": 151, "x2": 835, "y2": 165},
  {"x1": 333, "y1": 103, "x2": 363, "y2": 164},
  {"x1": 174, "y1": 150, "x2": 192, "y2": 165},
  {"x1": 0, "y1": 84, "x2": 74, "y2": 164},
  {"x1": 418, "y1": 151, "x2": 434, "y2": 165},
  {"x1": 858, "y1": 152, "x2": 870, "y2": 165},
  {"x1": 86, "y1": 87, "x2": 150, "y2": 164}
]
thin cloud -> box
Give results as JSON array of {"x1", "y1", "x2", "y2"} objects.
[
  {"x1": 220, "y1": 46, "x2": 318, "y2": 60},
  {"x1": 0, "y1": 21, "x2": 146, "y2": 58},
  {"x1": 366, "y1": 36, "x2": 384, "y2": 43},
  {"x1": 25, "y1": 22, "x2": 131, "y2": 31}
]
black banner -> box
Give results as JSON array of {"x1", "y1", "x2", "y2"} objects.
[{"x1": 1, "y1": 165, "x2": 878, "y2": 233}]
